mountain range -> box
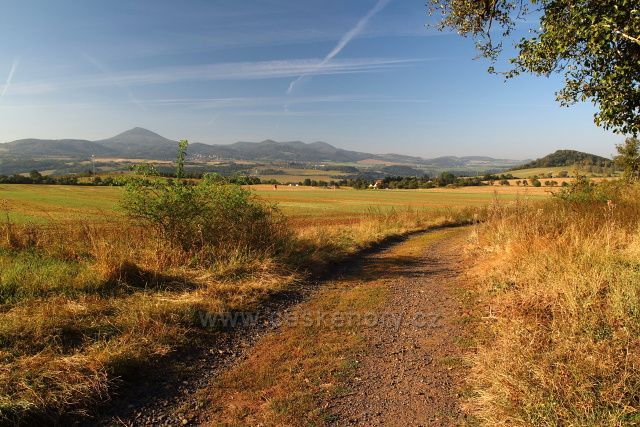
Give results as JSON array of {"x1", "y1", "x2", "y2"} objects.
[{"x1": 0, "y1": 127, "x2": 525, "y2": 170}]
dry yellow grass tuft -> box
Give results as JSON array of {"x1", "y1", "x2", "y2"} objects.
[{"x1": 466, "y1": 185, "x2": 640, "y2": 425}]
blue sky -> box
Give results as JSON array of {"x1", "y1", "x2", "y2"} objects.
[{"x1": 0, "y1": 0, "x2": 621, "y2": 159}]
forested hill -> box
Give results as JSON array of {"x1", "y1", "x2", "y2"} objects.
[{"x1": 512, "y1": 150, "x2": 613, "y2": 170}]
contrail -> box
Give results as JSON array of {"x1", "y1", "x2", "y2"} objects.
[
  {"x1": 287, "y1": 0, "x2": 392, "y2": 94},
  {"x1": 0, "y1": 60, "x2": 19, "y2": 99}
]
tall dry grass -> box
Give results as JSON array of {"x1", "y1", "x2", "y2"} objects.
[
  {"x1": 467, "y1": 184, "x2": 640, "y2": 425},
  {"x1": 0, "y1": 206, "x2": 476, "y2": 423},
  {"x1": 290, "y1": 206, "x2": 478, "y2": 270}
]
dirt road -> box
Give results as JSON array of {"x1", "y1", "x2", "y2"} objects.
[
  {"x1": 101, "y1": 227, "x2": 474, "y2": 426},
  {"x1": 329, "y1": 228, "x2": 471, "y2": 426}
]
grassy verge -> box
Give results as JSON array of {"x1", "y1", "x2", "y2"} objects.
[
  {"x1": 466, "y1": 185, "x2": 640, "y2": 425},
  {"x1": 0, "y1": 207, "x2": 477, "y2": 423}
]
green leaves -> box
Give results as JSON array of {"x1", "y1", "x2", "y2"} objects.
[
  {"x1": 428, "y1": 0, "x2": 640, "y2": 135},
  {"x1": 615, "y1": 137, "x2": 640, "y2": 180},
  {"x1": 120, "y1": 140, "x2": 285, "y2": 257},
  {"x1": 176, "y1": 139, "x2": 188, "y2": 179}
]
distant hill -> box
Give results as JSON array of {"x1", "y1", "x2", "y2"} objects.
[
  {"x1": 96, "y1": 127, "x2": 177, "y2": 158},
  {"x1": 0, "y1": 138, "x2": 118, "y2": 157},
  {"x1": 0, "y1": 128, "x2": 408, "y2": 163},
  {"x1": 512, "y1": 150, "x2": 613, "y2": 170},
  {"x1": 379, "y1": 165, "x2": 425, "y2": 176},
  {"x1": 0, "y1": 127, "x2": 525, "y2": 174},
  {"x1": 220, "y1": 139, "x2": 373, "y2": 162}
]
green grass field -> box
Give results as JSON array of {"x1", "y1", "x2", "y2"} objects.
[
  {"x1": 0, "y1": 184, "x2": 550, "y2": 223},
  {"x1": 0, "y1": 185, "x2": 122, "y2": 222}
]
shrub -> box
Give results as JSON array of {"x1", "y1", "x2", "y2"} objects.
[
  {"x1": 555, "y1": 174, "x2": 623, "y2": 204},
  {"x1": 120, "y1": 141, "x2": 288, "y2": 259}
]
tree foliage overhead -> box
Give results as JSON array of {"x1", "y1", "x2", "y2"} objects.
[{"x1": 428, "y1": 0, "x2": 640, "y2": 135}]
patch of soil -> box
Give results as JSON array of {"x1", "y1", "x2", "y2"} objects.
[{"x1": 329, "y1": 231, "x2": 472, "y2": 426}]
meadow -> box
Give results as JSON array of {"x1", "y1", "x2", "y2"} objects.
[
  {"x1": 0, "y1": 185, "x2": 121, "y2": 222},
  {"x1": 0, "y1": 183, "x2": 550, "y2": 223},
  {"x1": 254, "y1": 167, "x2": 350, "y2": 183},
  {"x1": 466, "y1": 181, "x2": 640, "y2": 425},
  {"x1": 0, "y1": 181, "x2": 491, "y2": 423},
  {"x1": 3, "y1": 177, "x2": 639, "y2": 424}
]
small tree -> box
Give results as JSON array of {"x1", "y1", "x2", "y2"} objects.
[
  {"x1": 29, "y1": 170, "x2": 43, "y2": 183},
  {"x1": 175, "y1": 139, "x2": 188, "y2": 179},
  {"x1": 614, "y1": 137, "x2": 640, "y2": 181},
  {"x1": 439, "y1": 172, "x2": 456, "y2": 186}
]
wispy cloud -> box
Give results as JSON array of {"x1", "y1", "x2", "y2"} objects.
[
  {"x1": 232, "y1": 110, "x2": 362, "y2": 117},
  {"x1": 137, "y1": 94, "x2": 430, "y2": 109},
  {"x1": 0, "y1": 60, "x2": 19, "y2": 100},
  {"x1": 141, "y1": 94, "x2": 369, "y2": 108},
  {"x1": 81, "y1": 53, "x2": 146, "y2": 111},
  {"x1": 8, "y1": 57, "x2": 416, "y2": 95},
  {"x1": 287, "y1": 0, "x2": 393, "y2": 95}
]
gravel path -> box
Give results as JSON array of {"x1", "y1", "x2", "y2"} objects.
[
  {"x1": 93, "y1": 227, "x2": 469, "y2": 426},
  {"x1": 329, "y1": 230, "x2": 470, "y2": 426}
]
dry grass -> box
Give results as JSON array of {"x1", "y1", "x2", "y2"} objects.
[
  {"x1": 0, "y1": 206, "x2": 477, "y2": 423},
  {"x1": 289, "y1": 207, "x2": 477, "y2": 270},
  {"x1": 0, "y1": 220, "x2": 291, "y2": 423},
  {"x1": 465, "y1": 185, "x2": 640, "y2": 425}
]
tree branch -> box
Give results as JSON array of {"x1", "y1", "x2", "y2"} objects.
[{"x1": 615, "y1": 30, "x2": 640, "y2": 46}]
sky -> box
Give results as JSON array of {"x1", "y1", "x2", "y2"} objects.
[{"x1": 0, "y1": 0, "x2": 622, "y2": 159}]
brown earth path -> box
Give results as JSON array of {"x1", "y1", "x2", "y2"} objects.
[
  {"x1": 328, "y1": 228, "x2": 472, "y2": 426},
  {"x1": 194, "y1": 227, "x2": 475, "y2": 426},
  {"x1": 101, "y1": 227, "x2": 475, "y2": 426}
]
